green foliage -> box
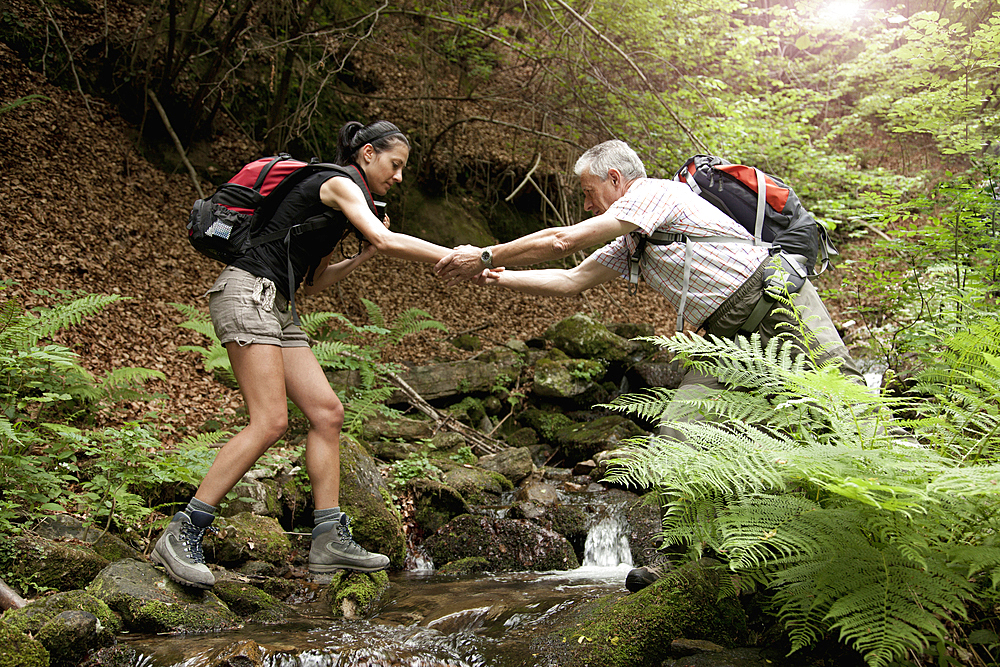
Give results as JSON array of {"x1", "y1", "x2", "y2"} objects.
[
  {"x1": 172, "y1": 299, "x2": 446, "y2": 436},
  {"x1": 0, "y1": 94, "x2": 48, "y2": 116},
  {"x1": 602, "y1": 327, "x2": 1000, "y2": 666},
  {"x1": 0, "y1": 284, "x2": 190, "y2": 534}
]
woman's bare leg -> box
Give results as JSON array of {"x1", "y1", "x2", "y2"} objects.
[
  {"x1": 281, "y1": 346, "x2": 344, "y2": 509},
  {"x1": 194, "y1": 343, "x2": 290, "y2": 506}
]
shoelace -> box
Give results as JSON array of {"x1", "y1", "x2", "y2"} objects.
[
  {"x1": 336, "y1": 517, "x2": 364, "y2": 553},
  {"x1": 180, "y1": 522, "x2": 218, "y2": 564}
]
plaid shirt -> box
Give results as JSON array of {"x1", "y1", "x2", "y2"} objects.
[{"x1": 592, "y1": 179, "x2": 770, "y2": 329}]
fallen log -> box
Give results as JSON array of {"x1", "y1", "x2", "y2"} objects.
[{"x1": 0, "y1": 576, "x2": 27, "y2": 610}]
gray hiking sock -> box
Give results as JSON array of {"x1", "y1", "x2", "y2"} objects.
[
  {"x1": 313, "y1": 507, "x2": 342, "y2": 537},
  {"x1": 185, "y1": 498, "x2": 217, "y2": 528}
]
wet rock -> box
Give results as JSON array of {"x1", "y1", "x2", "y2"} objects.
[
  {"x1": 424, "y1": 514, "x2": 579, "y2": 572},
  {"x1": 436, "y1": 556, "x2": 489, "y2": 575},
  {"x1": 212, "y1": 577, "x2": 292, "y2": 624},
  {"x1": 325, "y1": 570, "x2": 389, "y2": 620},
  {"x1": 515, "y1": 476, "x2": 559, "y2": 505},
  {"x1": 555, "y1": 416, "x2": 647, "y2": 464},
  {"x1": 86, "y1": 559, "x2": 238, "y2": 633},
  {"x1": 339, "y1": 435, "x2": 407, "y2": 569},
  {"x1": 634, "y1": 359, "x2": 685, "y2": 390},
  {"x1": 207, "y1": 513, "x2": 291, "y2": 567},
  {"x1": 201, "y1": 639, "x2": 267, "y2": 667},
  {"x1": 620, "y1": 489, "x2": 665, "y2": 568},
  {"x1": 545, "y1": 313, "x2": 632, "y2": 362},
  {"x1": 531, "y1": 558, "x2": 748, "y2": 666},
  {"x1": 408, "y1": 478, "x2": 470, "y2": 534},
  {"x1": 82, "y1": 644, "x2": 145, "y2": 667},
  {"x1": 0, "y1": 620, "x2": 48, "y2": 667},
  {"x1": 34, "y1": 515, "x2": 143, "y2": 562},
  {"x1": 479, "y1": 446, "x2": 534, "y2": 484},
  {"x1": 661, "y1": 646, "x2": 775, "y2": 666},
  {"x1": 0, "y1": 535, "x2": 109, "y2": 594},
  {"x1": 671, "y1": 638, "x2": 727, "y2": 655},
  {"x1": 573, "y1": 459, "x2": 598, "y2": 476},
  {"x1": 3, "y1": 590, "x2": 119, "y2": 667},
  {"x1": 442, "y1": 465, "x2": 512, "y2": 506}
]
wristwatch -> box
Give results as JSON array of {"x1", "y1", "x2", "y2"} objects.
[{"x1": 480, "y1": 246, "x2": 494, "y2": 269}]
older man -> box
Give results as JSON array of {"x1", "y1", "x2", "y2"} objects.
[{"x1": 436, "y1": 139, "x2": 862, "y2": 590}]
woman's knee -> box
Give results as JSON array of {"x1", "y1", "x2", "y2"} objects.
[
  {"x1": 250, "y1": 412, "x2": 289, "y2": 444},
  {"x1": 314, "y1": 397, "x2": 345, "y2": 432}
]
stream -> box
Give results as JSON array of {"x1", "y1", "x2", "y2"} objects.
[{"x1": 123, "y1": 513, "x2": 636, "y2": 667}]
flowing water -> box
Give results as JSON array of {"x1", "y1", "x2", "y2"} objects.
[{"x1": 124, "y1": 507, "x2": 635, "y2": 667}]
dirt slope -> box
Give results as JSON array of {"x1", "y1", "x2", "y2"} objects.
[{"x1": 0, "y1": 46, "x2": 682, "y2": 440}]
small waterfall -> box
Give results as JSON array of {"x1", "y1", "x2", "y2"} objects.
[
  {"x1": 406, "y1": 538, "x2": 435, "y2": 572},
  {"x1": 581, "y1": 514, "x2": 633, "y2": 568}
]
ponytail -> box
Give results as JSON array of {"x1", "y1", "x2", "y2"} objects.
[{"x1": 334, "y1": 120, "x2": 410, "y2": 166}]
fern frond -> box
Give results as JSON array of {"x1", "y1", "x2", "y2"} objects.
[
  {"x1": 382, "y1": 308, "x2": 448, "y2": 347},
  {"x1": 599, "y1": 387, "x2": 675, "y2": 423},
  {"x1": 174, "y1": 430, "x2": 231, "y2": 449},
  {"x1": 361, "y1": 298, "x2": 386, "y2": 329},
  {"x1": 99, "y1": 367, "x2": 166, "y2": 388},
  {"x1": 343, "y1": 386, "x2": 396, "y2": 435}
]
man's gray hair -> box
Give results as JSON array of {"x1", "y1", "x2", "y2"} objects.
[{"x1": 573, "y1": 140, "x2": 647, "y2": 181}]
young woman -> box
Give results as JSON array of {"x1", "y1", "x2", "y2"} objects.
[{"x1": 152, "y1": 121, "x2": 451, "y2": 588}]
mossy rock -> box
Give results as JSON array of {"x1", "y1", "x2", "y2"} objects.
[
  {"x1": 408, "y1": 478, "x2": 470, "y2": 535},
  {"x1": 441, "y1": 466, "x2": 512, "y2": 506},
  {"x1": 222, "y1": 478, "x2": 284, "y2": 518},
  {"x1": 78, "y1": 645, "x2": 142, "y2": 667},
  {"x1": 505, "y1": 427, "x2": 539, "y2": 447},
  {"x1": 339, "y1": 435, "x2": 406, "y2": 569},
  {"x1": 206, "y1": 513, "x2": 291, "y2": 567},
  {"x1": 520, "y1": 408, "x2": 577, "y2": 445},
  {"x1": 447, "y1": 396, "x2": 486, "y2": 427},
  {"x1": 533, "y1": 559, "x2": 748, "y2": 666},
  {"x1": 325, "y1": 570, "x2": 390, "y2": 619},
  {"x1": 1, "y1": 536, "x2": 109, "y2": 595},
  {"x1": 424, "y1": 514, "x2": 579, "y2": 572},
  {"x1": 451, "y1": 334, "x2": 482, "y2": 351},
  {"x1": 36, "y1": 610, "x2": 113, "y2": 667},
  {"x1": 554, "y1": 414, "x2": 647, "y2": 463},
  {"x1": 436, "y1": 557, "x2": 489, "y2": 575},
  {"x1": 544, "y1": 313, "x2": 631, "y2": 362},
  {"x1": 33, "y1": 515, "x2": 143, "y2": 563},
  {"x1": 212, "y1": 579, "x2": 292, "y2": 624},
  {"x1": 86, "y1": 559, "x2": 238, "y2": 634},
  {"x1": 0, "y1": 621, "x2": 49, "y2": 667},
  {"x1": 2, "y1": 590, "x2": 121, "y2": 638}
]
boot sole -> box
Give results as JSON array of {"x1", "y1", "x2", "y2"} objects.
[{"x1": 150, "y1": 548, "x2": 214, "y2": 589}]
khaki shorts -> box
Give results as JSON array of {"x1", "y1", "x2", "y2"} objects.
[{"x1": 206, "y1": 266, "x2": 310, "y2": 348}]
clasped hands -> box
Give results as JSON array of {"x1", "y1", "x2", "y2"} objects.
[{"x1": 434, "y1": 245, "x2": 503, "y2": 287}]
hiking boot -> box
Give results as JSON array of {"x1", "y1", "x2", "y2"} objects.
[
  {"x1": 150, "y1": 511, "x2": 216, "y2": 589},
  {"x1": 309, "y1": 514, "x2": 390, "y2": 573}
]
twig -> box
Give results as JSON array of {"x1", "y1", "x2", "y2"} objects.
[
  {"x1": 506, "y1": 153, "x2": 543, "y2": 202},
  {"x1": 147, "y1": 89, "x2": 205, "y2": 199},
  {"x1": 41, "y1": 1, "x2": 94, "y2": 121},
  {"x1": 384, "y1": 371, "x2": 505, "y2": 455},
  {"x1": 446, "y1": 323, "x2": 490, "y2": 339},
  {"x1": 550, "y1": 0, "x2": 709, "y2": 153},
  {"x1": 0, "y1": 577, "x2": 27, "y2": 611}
]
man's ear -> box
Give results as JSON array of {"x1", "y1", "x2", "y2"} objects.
[{"x1": 608, "y1": 168, "x2": 622, "y2": 188}]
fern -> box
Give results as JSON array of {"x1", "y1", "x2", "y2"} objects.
[{"x1": 605, "y1": 327, "x2": 1000, "y2": 666}]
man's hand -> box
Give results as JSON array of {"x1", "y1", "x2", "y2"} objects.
[{"x1": 435, "y1": 245, "x2": 486, "y2": 286}]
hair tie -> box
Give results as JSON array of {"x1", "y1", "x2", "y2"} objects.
[{"x1": 353, "y1": 128, "x2": 402, "y2": 153}]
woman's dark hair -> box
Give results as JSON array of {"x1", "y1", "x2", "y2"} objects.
[{"x1": 334, "y1": 120, "x2": 410, "y2": 166}]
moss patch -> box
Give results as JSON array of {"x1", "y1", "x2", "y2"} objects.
[
  {"x1": 0, "y1": 621, "x2": 49, "y2": 667},
  {"x1": 2, "y1": 590, "x2": 121, "y2": 637},
  {"x1": 212, "y1": 580, "x2": 291, "y2": 624},
  {"x1": 326, "y1": 570, "x2": 390, "y2": 619}
]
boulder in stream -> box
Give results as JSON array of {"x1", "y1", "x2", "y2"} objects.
[
  {"x1": 1, "y1": 535, "x2": 109, "y2": 594},
  {"x1": 2, "y1": 590, "x2": 118, "y2": 667},
  {"x1": 530, "y1": 558, "x2": 748, "y2": 666},
  {"x1": 424, "y1": 514, "x2": 579, "y2": 572},
  {"x1": 325, "y1": 570, "x2": 390, "y2": 620},
  {"x1": 206, "y1": 513, "x2": 291, "y2": 568},
  {"x1": 86, "y1": 559, "x2": 239, "y2": 633}
]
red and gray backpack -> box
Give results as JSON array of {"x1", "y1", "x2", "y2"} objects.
[
  {"x1": 187, "y1": 155, "x2": 382, "y2": 322},
  {"x1": 628, "y1": 154, "x2": 839, "y2": 332}
]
